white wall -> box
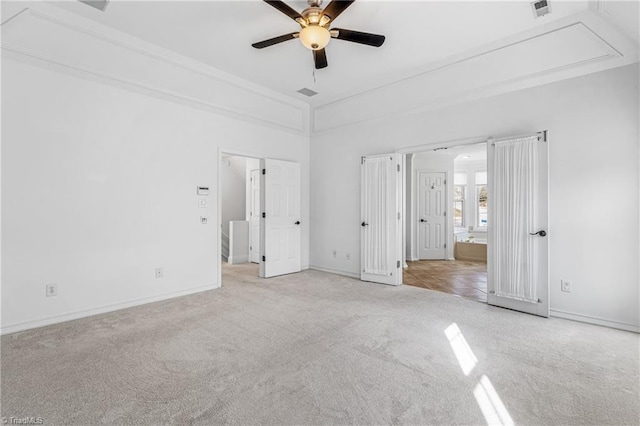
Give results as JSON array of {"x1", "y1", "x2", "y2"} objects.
[
  {"x1": 1, "y1": 58, "x2": 310, "y2": 334},
  {"x1": 310, "y1": 64, "x2": 639, "y2": 332}
]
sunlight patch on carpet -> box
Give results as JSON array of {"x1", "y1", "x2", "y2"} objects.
[
  {"x1": 445, "y1": 322, "x2": 478, "y2": 376},
  {"x1": 474, "y1": 375, "x2": 514, "y2": 426}
]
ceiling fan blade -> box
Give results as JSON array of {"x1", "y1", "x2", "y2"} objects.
[
  {"x1": 252, "y1": 32, "x2": 299, "y2": 49},
  {"x1": 263, "y1": 0, "x2": 304, "y2": 22},
  {"x1": 313, "y1": 48, "x2": 328, "y2": 69},
  {"x1": 321, "y1": 0, "x2": 356, "y2": 23},
  {"x1": 332, "y1": 28, "x2": 385, "y2": 47}
]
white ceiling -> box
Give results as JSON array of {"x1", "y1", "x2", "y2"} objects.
[{"x1": 42, "y1": 0, "x2": 599, "y2": 106}]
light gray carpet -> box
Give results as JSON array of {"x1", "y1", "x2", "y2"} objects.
[{"x1": 2, "y1": 263, "x2": 639, "y2": 425}]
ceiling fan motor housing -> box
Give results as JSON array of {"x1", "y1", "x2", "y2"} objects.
[{"x1": 301, "y1": 6, "x2": 326, "y2": 26}]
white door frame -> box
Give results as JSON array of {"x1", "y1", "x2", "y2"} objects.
[
  {"x1": 400, "y1": 138, "x2": 486, "y2": 267},
  {"x1": 249, "y1": 169, "x2": 261, "y2": 264},
  {"x1": 217, "y1": 148, "x2": 263, "y2": 287}
]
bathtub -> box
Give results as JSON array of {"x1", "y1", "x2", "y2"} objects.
[{"x1": 454, "y1": 232, "x2": 487, "y2": 262}]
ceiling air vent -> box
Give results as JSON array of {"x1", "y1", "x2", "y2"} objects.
[
  {"x1": 531, "y1": 0, "x2": 551, "y2": 18},
  {"x1": 297, "y1": 88, "x2": 318, "y2": 97},
  {"x1": 79, "y1": 0, "x2": 109, "y2": 12}
]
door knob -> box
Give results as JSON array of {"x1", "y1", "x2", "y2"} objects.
[
  {"x1": 294, "y1": 221, "x2": 301, "y2": 225},
  {"x1": 361, "y1": 222, "x2": 369, "y2": 227},
  {"x1": 420, "y1": 219, "x2": 427, "y2": 223},
  {"x1": 529, "y1": 230, "x2": 547, "y2": 237}
]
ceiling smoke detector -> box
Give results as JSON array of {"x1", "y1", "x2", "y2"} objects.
[{"x1": 531, "y1": 0, "x2": 551, "y2": 18}]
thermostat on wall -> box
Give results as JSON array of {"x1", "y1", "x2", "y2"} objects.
[{"x1": 197, "y1": 186, "x2": 209, "y2": 196}]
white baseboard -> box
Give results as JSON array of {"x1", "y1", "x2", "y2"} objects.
[
  {"x1": 228, "y1": 255, "x2": 249, "y2": 265},
  {"x1": 550, "y1": 308, "x2": 639, "y2": 333},
  {"x1": 309, "y1": 265, "x2": 360, "y2": 279},
  {"x1": 1, "y1": 283, "x2": 219, "y2": 336}
]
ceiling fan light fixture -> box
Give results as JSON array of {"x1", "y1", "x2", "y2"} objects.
[{"x1": 299, "y1": 25, "x2": 331, "y2": 50}]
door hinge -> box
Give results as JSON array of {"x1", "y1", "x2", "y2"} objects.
[
  {"x1": 361, "y1": 156, "x2": 366, "y2": 164},
  {"x1": 444, "y1": 179, "x2": 447, "y2": 184},
  {"x1": 262, "y1": 212, "x2": 266, "y2": 218},
  {"x1": 397, "y1": 260, "x2": 401, "y2": 268},
  {"x1": 262, "y1": 256, "x2": 266, "y2": 262},
  {"x1": 397, "y1": 164, "x2": 400, "y2": 172},
  {"x1": 250, "y1": 246, "x2": 252, "y2": 251},
  {"x1": 444, "y1": 243, "x2": 447, "y2": 249},
  {"x1": 444, "y1": 211, "x2": 446, "y2": 216},
  {"x1": 397, "y1": 212, "x2": 401, "y2": 220},
  {"x1": 262, "y1": 169, "x2": 266, "y2": 175}
]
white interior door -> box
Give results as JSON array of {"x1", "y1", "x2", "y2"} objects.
[
  {"x1": 260, "y1": 159, "x2": 301, "y2": 278},
  {"x1": 361, "y1": 154, "x2": 402, "y2": 286},
  {"x1": 417, "y1": 171, "x2": 447, "y2": 260},
  {"x1": 249, "y1": 169, "x2": 261, "y2": 264},
  {"x1": 487, "y1": 135, "x2": 549, "y2": 317}
]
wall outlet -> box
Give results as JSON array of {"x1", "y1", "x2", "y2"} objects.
[
  {"x1": 332, "y1": 249, "x2": 337, "y2": 258},
  {"x1": 155, "y1": 267, "x2": 164, "y2": 279},
  {"x1": 200, "y1": 216, "x2": 208, "y2": 224},
  {"x1": 46, "y1": 283, "x2": 57, "y2": 297},
  {"x1": 561, "y1": 280, "x2": 571, "y2": 293},
  {"x1": 346, "y1": 252, "x2": 351, "y2": 260}
]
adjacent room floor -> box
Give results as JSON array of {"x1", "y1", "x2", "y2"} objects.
[
  {"x1": 404, "y1": 259, "x2": 487, "y2": 302},
  {"x1": 1, "y1": 265, "x2": 638, "y2": 425}
]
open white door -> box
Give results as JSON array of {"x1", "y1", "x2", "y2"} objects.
[
  {"x1": 487, "y1": 135, "x2": 549, "y2": 317},
  {"x1": 259, "y1": 159, "x2": 301, "y2": 278},
  {"x1": 361, "y1": 154, "x2": 402, "y2": 286}
]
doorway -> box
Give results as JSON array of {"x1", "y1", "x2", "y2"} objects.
[
  {"x1": 218, "y1": 152, "x2": 303, "y2": 286},
  {"x1": 362, "y1": 132, "x2": 549, "y2": 317},
  {"x1": 404, "y1": 143, "x2": 488, "y2": 302},
  {"x1": 219, "y1": 153, "x2": 262, "y2": 284}
]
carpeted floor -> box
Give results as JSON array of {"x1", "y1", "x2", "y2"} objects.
[{"x1": 1, "y1": 264, "x2": 638, "y2": 425}]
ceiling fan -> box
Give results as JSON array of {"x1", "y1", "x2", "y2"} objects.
[{"x1": 252, "y1": 0, "x2": 385, "y2": 69}]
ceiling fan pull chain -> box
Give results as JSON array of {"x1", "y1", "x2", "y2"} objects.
[{"x1": 313, "y1": 68, "x2": 316, "y2": 84}]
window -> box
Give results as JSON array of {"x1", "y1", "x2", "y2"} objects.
[
  {"x1": 453, "y1": 173, "x2": 467, "y2": 228},
  {"x1": 476, "y1": 171, "x2": 487, "y2": 228}
]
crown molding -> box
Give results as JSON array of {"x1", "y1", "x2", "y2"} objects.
[
  {"x1": 591, "y1": 0, "x2": 640, "y2": 47},
  {"x1": 1, "y1": 4, "x2": 310, "y2": 135},
  {"x1": 310, "y1": 10, "x2": 637, "y2": 135}
]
